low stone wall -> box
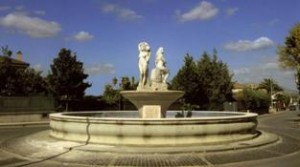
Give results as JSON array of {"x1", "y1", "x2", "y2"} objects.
[
  {"x1": 0, "y1": 96, "x2": 54, "y2": 113},
  {"x1": 0, "y1": 113, "x2": 49, "y2": 123},
  {"x1": 0, "y1": 96, "x2": 54, "y2": 123},
  {"x1": 50, "y1": 111, "x2": 258, "y2": 146}
]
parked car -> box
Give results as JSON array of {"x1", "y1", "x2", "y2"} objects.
[{"x1": 289, "y1": 105, "x2": 299, "y2": 111}]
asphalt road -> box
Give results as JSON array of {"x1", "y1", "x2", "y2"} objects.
[
  {"x1": 0, "y1": 111, "x2": 299, "y2": 167},
  {"x1": 0, "y1": 126, "x2": 48, "y2": 143},
  {"x1": 221, "y1": 110, "x2": 300, "y2": 167}
]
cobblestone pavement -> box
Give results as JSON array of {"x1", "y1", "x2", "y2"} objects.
[{"x1": 0, "y1": 111, "x2": 299, "y2": 167}]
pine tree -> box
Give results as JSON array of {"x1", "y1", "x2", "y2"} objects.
[
  {"x1": 47, "y1": 48, "x2": 91, "y2": 111},
  {"x1": 172, "y1": 54, "x2": 200, "y2": 105},
  {"x1": 172, "y1": 51, "x2": 234, "y2": 110}
]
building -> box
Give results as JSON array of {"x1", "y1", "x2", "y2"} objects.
[
  {"x1": 232, "y1": 83, "x2": 260, "y2": 94},
  {"x1": 0, "y1": 51, "x2": 29, "y2": 69}
]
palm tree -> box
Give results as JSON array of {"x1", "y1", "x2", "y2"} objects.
[{"x1": 258, "y1": 78, "x2": 283, "y2": 94}]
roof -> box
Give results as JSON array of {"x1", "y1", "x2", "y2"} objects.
[
  {"x1": 0, "y1": 56, "x2": 30, "y2": 68},
  {"x1": 233, "y1": 83, "x2": 259, "y2": 89}
]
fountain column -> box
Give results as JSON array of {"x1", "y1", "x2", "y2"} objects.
[{"x1": 121, "y1": 90, "x2": 184, "y2": 118}]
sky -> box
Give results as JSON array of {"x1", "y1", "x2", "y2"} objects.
[{"x1": 0, "y1": 0, "x2": 299, "y2": 95}]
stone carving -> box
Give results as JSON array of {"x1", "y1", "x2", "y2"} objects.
[
  {"x1": 137, "y1": 42, "x2": 169, "y2": 91},
  {"x1": 150, "y1": 47, "x2": 169, "y2": 91},
  {"x1": 137, "y1": 42, "x2": 151, "y2": 90}
]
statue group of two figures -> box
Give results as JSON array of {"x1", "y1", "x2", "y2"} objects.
[{"x1": 137, "y1": 42, "x2": 169, "y2": 91}]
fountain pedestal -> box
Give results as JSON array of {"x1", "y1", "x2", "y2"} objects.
[{"x1": 120, "y1": 90, "x2": 184, "y2": 118}]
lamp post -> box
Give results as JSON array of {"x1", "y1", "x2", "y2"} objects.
[
  {"x1": 270, "y1": 79, "x2": 273, "y2": 108},
  {"x1": 295, "y1": 69, "x2": 299, "y2": 105},
  {"x1": 269, "y1": 77, "x2": 276, "y2": 113}
]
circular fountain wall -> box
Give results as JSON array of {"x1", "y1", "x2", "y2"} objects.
[{"x1": 50, "y1": 111, "x2": 258, "y2": 146}]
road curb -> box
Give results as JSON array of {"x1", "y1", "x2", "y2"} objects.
[{"x1": 0, "y1": 121, "x2": 49, "y2": 127}]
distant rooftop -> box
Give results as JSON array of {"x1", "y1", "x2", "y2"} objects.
[
  {"x1": 233, "y1": 83, "x2": 259, "y2": 89},
  {"x1": 0, "y1": 55, "x2": 30, "y2": 68}
]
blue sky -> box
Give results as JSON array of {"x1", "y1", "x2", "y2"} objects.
[{"x1": 0, "y1": 0, "x2": 299, "y2": 95}]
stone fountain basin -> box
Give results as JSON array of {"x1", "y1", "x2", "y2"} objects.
[
  {"x1": 120, "y1": 90, "x2": 184, "y2": 118},
  {"x1": 50, "y1": 111, "x2": 258, "y2": 146}
]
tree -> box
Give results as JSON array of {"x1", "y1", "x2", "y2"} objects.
[
  {"x1": 275, "y1": 93, "x2": 290, "y2": 110},
  {"x1": 112, "y1": 77, "x2": 118, "y2": 88},
  {"x1": 119, "y1": 76, "x2": 137, "y2": 90},
  {"x1": 278, "y1": 23, "x2": 300, "y2": 92},
  {"x1": 102, "y1": 84, "x2": 120, "y2": 106},
  {"x1": 172, "y1": 54, "x2": 199, "y2": 105},
  {"x1": 21, "y1": 68, "x2": 47, "y2": 96},
  {"x1": 258, "y1": 78, "x2": 283, "y2": 94},
  {"x1": 47, "y1": 48, "x2": 91, "y2": 111},
  {"x1": 241, "y1": 89, "x2": 270, "y2": 114},
  {"x1": 102, "y1": 76, "x2": 137, "y2": 109},
  {"x1": 0, "y1": 46, "x2": 47, "y2": 96},
  {"x1": 1, "y1": 45, "x2": 12, "y2": 57},
  {"x1": 196, "y1": 51, "x2": 234, "y2": 110},
  {"x1": 172, "y1": 51, "x2": 234, "y2": 110},
  {"x1": 0, "y1": 67, "x2": 46, "y2": 96}
]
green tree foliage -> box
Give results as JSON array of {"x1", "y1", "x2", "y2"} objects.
[
  {"x1": 278, "y1": 23, "x2": 300, "y2": 92},
  {"x1": 172, "y1": 54, "x2": 199, "y2": 105},
  {"x1": 275, "y1": 93, "x2": 290, "y2": 109},
  {"x1": 0, "y1": 48, "x2": 46, "y2": 96},
  {"x1": 242, "y1": 89, "x2": 270, "y2": 114},
  {"x1": 47, "y1": 48, "x2": 91, "y2": 110},
  {"x1": 103, "y1": 84, "x2": 120, "y2": 106},
  {"x1": 278, "y1": 23, "x2": 300, "y2": 69},
  {"x1": 172, "y1": 51, "x2": 234, "y2": 110},
  {"x1": 0, "y1": 67, "x2": 46, "y2": 96},
  {"x1": 120, "y1": 77, "x2": 131, "y2": 90},
  {"x1": 20, "y1": 68, "x2": 47, "y2": 95},
  {"x1": 258, "y1": 78, "x2": 283, "y2": 94},
  {"x1": 102, "y1": 76, "x2": 137, "y2": 108},
  {"x1": 1, "y1": 45, "x2": 12, "y2": 57}
]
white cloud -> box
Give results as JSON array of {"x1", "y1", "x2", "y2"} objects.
[
  {"x1": 101, "y1": 4, "x2": 143, "y2": 21},
  {"x1": 234, "y1": 62, "x2": 279, "y2": 76},
  {"x1": 15, "y1": 6, "x2": 24, "y2": 11},
  {"x1": 226, "y1": 7, "x2": 239, "y2": 16},
  {"x1": 85, "y1": 64, "x2": 115, "y2": 75},
  {"x1": 176, "y1": 1, "x2": 219, "y2": 22},
  {"x1": 72, "y1": 31, "x2": 94, "y2": 42},
  {"x1": 224, "y1": 37, "x2": 274, "y2": 52},
  {"x1": 34, "y1": 10, "x2": 46, "y2": 15},
  {"x1": 233, "y1": 61, "x2": 296, "y2": 90},
  {"x1": 268, "y1": 18, "x2": 280, "y2": 26},
  {"x1": 0, "y1": 13, "x2": 61, "y2": 38},
  {"x1": 32, "y1": 64, "x2": 43, "y2": 72},
  {"x1": 233, "y1": 67, "x2": 250, "y2": 75},
  {"x1": 0, "y1": 6, "x2": 11, "y2": 11},
  {"x1": 262, "y1": 62, "x2": 278, "y2": 70}
]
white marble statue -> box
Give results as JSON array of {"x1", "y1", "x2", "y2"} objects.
[
  {"x1": 138, "y1": 42, "x2": 151, "y2": 89},
  {"x1": 150, "y1": 47, "x2": 169, "y2": 90},
  {"x1": 154, "y1": 47, "x2": 169, "y2": 83}
]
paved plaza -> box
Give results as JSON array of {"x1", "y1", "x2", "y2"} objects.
[{"x1": 0, "y1": 111, "x2": 299, "y2": 167}]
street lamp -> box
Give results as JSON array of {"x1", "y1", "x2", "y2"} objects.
[
  {"x1": 269, "y1": 77, "x2": 276, "y2": 113},
  {"x1": 295, "y1": 70, "x2": 300, "y2": 105},
  {"x1": 270, "y1": 79, "x2": 273, "y2": 108}
]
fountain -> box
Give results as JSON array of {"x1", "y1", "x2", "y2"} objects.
[
  {"x1": 49, "y1": 42, "x2": 263, "y2": 146},
  {"x1": 121, "y1": 43, "x2": 184, "y2": 118}
]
